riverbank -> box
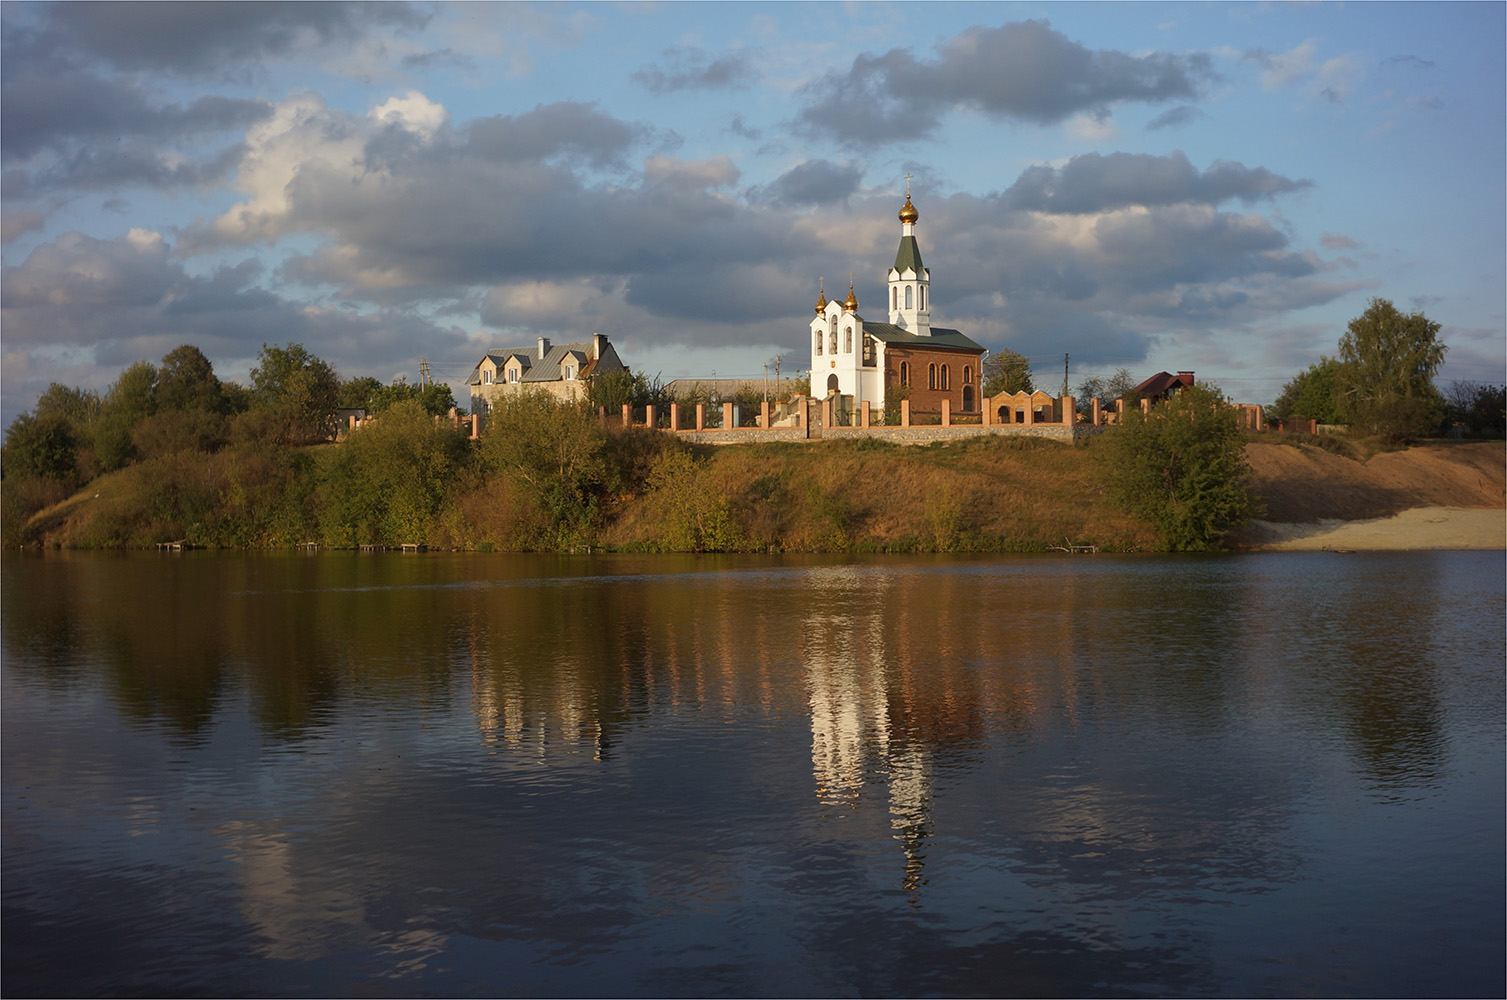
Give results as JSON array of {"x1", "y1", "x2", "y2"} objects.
[
  {"x1": 11, "y1": 434, "x2": 1504, "y2": 553},
  {"x1": 1236, "y1": 440, "x2": 1505, "y2": 551}
]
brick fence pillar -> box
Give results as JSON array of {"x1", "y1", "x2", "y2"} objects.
[
  {"x1": 982, "y1": 399, "x2": 992, "y2": 426},
  {"x1": 761, "y1": 400, "x2": 770, "y2": 429},
  {"x1": 822, "y1": 395, "x2": 833, "y2": 430},
  {"x1": 798, "y1": 397, "x2": 810, "y2": 436},
  {"x1": 901, "y1": 399, "x2": 911, "y2": 427},
  {"x1": 622, "y1": 403, "x2": 632, "y2": 427},
  {"x1": 669, "y1": 402, "x2": 680, "y2": 432},
  {"x1": 723, "y1": 401, "x2": 735, "y2": 430},
  {"x1": 1091, "y1": 398, "x2": 1102, "y2": 427},
  {"x1": 471, "y1": 413, "x2": 480, "y2": 439},
  {"x1": 645, "y1": 404, "x2": 657, "y2": 429},
  {"x1": 696, "y1": 403, "x2": 706, "y2": 431},
  {"x1": 1062, "y1": 395, "x2": 1076, "y2": 426},
  {"x1": 941, "y1": 398, "x2": 951, "y2": 427},
  {"x1": 861, "y1": 400, "x2": 871, "y2": 427},
  {"x1": 1023, "y1": 400, "x2": 1034, "y2": 425}
]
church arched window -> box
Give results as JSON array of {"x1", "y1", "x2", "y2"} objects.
[
  {"x1": 963, "y1": 366, "x2": 971, "y2": 384},
  {"x1": 844, "y1": 326, "x2": 852, "y2": 353},
  {"x1": 815, "y1": 331, "x2": 822, "y2": 356},
  {"x1": 892, "y1": 287, "x2": 898, "y2": 311},
  {"x1": 905, "y1": 286, "x2": 913, "y2": 309},
  {"x1": 900, "y1": 362, "x2": 909, "y2": 387},
  {"x1": 920, "y1": 286, "x2": 925, "y2": 311},
  {"x1": 928, "y1": 364, "x2": 936, "y2": 390},
  {"x1": 828, "y1": 316, "x2": 838, "y2": 354},
  {"x1": 942, "y1": 365, "x2": 950, "y2": 390}
]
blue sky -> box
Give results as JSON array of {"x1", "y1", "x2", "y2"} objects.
[{"x1": 3, "y1": 1, "x2": 1503, "y2": 425}]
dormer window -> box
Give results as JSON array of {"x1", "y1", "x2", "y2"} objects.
[
  {"x1": 483, "y1": 370, "x2": 493, "y2": 384},
  {"x1": 564, "y1": 366, "x2": 574, "y2": 380},
  {"x1": 508, "y1": 368, "x2": 519, "y2": 383}
]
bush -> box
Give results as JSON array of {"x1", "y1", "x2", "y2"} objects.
[
  {"x1": 320, "y1": 400, "x2": 469, "y2": 547},
  {"x1": 1099, "y1": 384, "x2": 1259, "y2": 551}
]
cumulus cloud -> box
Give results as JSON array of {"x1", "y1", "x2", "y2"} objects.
[
  {"x1": 757, "y1": 160, "x2": 864, "y2": 208},
  {"x1": 1320, "y1": 233, "x2": 1360, "y2": 249},
  {"x1": 1146, "y1": 105, "x2": 1205, "y2": 130},
  {"x1": 797, "y1": 20, "x2": 1214, "y2": 146},
  {"x1": 633, "y1": 47, "x2": 756, "y2": 93},
  {"x1": 16, "y1": 2, "x2": 430, "y2": 78},
  {"x1": 1002, "y1": 151, "x2": 1310, "y2": 214},
  {"x1": 0, "y1": 227, "x2": 470, "y2": 416}
]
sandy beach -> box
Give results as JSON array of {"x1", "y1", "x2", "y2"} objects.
[{"x1": 1239, "y1": 506, "x2": 1506, "y2": 551}]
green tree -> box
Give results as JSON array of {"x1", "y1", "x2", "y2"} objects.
[
  {"x1": 1270, "y1": 356, "x2": 1342, "y2": 423},
  {"x1": 93, "y1": 361, "x2": 158, "y2": 471},
  {"x1": 3, "y1": 411, "x2": 82, "y2": 482},
  {"x1": 981, "y1": 348, "x2": 1034, "y2": 397},
  {"x1": 34, "y1": 382, "x2": 102, "y2": 425},
  {"x1": 483, "y1": 391, "x2": 608, "y2": 546},
  {"x1": 250, "y1": 342, "x2": 341, "y2": 444},
  {"x1": 1335, "y1": 298, "x2": 1447, "y2": 440},
  {"x1": 339, "y1": 375, "x2": 457, "y2": 416},
  {"x1": 1099, "y1": 383, "x2": 1258, "y2": 551},
  {"x1": 1076, "y1": 367, "x2": 1138, "y2": 404},
  {"x1": 156, "y1": 345, "x2": 226, "y2": 414},
  {"x1": 320, "y1": 400, "x2": 469, "y2": 546}
]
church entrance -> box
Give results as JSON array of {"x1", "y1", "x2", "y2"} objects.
[
  {"x1": 962, "y1": 386, "x2": 974, "y2": 412},
  {"x1": 827, "y1": 374, "x2": 839, "y2": 393}
]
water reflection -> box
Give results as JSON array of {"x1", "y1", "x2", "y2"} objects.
[{"x1": 3, "y1": 551, "x2": 1503, "y2": 997}]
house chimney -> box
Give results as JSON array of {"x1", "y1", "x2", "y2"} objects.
[
  {"x1": 593, "y1": 333, "x2": 606, "y2": 360},
  {"x1": 538, "y1": 337, "x2": 550, "y2": 358},
  {"x1": 1177, "y1": 371, "x2": 1195, "y2": 387}
]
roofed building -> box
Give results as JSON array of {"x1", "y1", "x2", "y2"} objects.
[
  {"x1": 809, "y1": 185, "x2": 985, "y2": 419},
  {"x1": 468, "y1": 333, "x2": 627, "y2": 413}
]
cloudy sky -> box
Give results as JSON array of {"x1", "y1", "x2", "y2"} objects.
[{"x1": 3, "y1": 2, "x2": 1503, "y2": 424}]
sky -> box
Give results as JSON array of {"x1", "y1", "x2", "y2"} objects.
[{"x1": 2, "y1": 1, "x2": 1503, "y2": 427}]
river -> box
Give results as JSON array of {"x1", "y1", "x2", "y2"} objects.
[{"x1": 3, "y1": 550, "x2": 1503, "y2": 997}]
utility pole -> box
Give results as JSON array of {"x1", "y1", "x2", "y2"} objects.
[
  {"x1": 1062, "y1": 353, "x2": 1069, "y2": 399},
  {"x1": 419, "y1": 358, "x2": 431, "y2": 389},
  {"x1": 764, "y1": 363, "x2": 769, "y2": 403}
]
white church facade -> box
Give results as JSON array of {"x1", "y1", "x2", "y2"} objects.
[{"x1": 810, "y1": 190, "x2": 985, "y2": 419}]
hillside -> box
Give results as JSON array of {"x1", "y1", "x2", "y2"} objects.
[
  {"x1": 13, "y1": 436, "x2": 1505, "y2": 553},
  {"x1": 1242, "y1": 440, "x2": 1505, "y2": 521}
]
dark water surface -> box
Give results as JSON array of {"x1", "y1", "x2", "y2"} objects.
[{"x1": 3, "y1": 550, "x2": 1503, "y2": 997}]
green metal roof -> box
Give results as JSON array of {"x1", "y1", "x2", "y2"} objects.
[
  {"x1": 863, "y1": 324, "x2": 984, "y2": 353},
  {"x1": 893, "y1": 235, "x2": 924, "y2": 274}
]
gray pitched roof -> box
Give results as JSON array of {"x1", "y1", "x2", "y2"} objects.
[
  {"x1": 862, "y1": 323, "x2": 984, "y2": 353},
  {"x1": 893, "y1": 235, "x2": 924, "y2": 273},
  {"x1": 470, "y1": 342, "x2": 594, "y2": 385}
]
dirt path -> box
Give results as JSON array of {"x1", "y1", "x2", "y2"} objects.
[{"x1": 1235, "y1": 441, "x2": 1505, "y2": 550}]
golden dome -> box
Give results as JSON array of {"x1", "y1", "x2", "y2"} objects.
[
  {"x1": 898, "y1": 194, "x2": 919, "y2": 225},
  {"x1": 842, "y1": 281, "x2": 859, "y2": 312},
  {"x1": 814, "y1": 281, "x2": 828, "y2": 314}
]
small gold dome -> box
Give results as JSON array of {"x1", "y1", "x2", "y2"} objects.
[
  {"x1": 814, "y1": 283, "x2": 828, "y2": 314},
  {"x1": 899, "y1": 194, "x2": 919, "y2": 225},
  {"x1": 843, "y1": 282, "x2": 859, "y2": 312}
]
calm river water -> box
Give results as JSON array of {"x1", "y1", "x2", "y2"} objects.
[{"x1": 3, "y1": 551, "x2": 1503, "y2": 997}]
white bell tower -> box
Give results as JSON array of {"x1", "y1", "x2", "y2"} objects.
[{"x1": 887, "y1": 175, "x2": 931, "y2": 336}]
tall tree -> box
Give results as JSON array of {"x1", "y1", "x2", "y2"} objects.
[
  {"x1": 1076, "y1": 367, "x2": 1137, "y2": 403},
  {"x1": 1270, "y1": 357, "x2": 1342, "y2": 423},
  {"x1": 250, "y1": 342, "x2": 341, "y2": 443},
  {"x1": 981, "y1": 349, "x2": 1033, "y2": 396},
  {"x1": 156, "y1": 345, "x2": 226, "y2": 414},
  {"x1": 1335, "y1": 298, "x2": 1447, "y2": 440}
]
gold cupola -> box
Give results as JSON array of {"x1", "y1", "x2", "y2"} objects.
[
  {"x1": 814, "y1": 279, "x2": 828, "y2": 314},
  {"x1": 843, "y1": 281, "x2": 859, "y2": 312},
  {"x1": 899, "y1": 193, "x2": 919, "y2": 225}
]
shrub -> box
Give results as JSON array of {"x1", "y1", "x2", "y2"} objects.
[{"x1": 1099, "y1": 384, "x2": 1259, "y2": 551}]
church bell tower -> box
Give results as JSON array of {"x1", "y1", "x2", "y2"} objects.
[{"x1": 887, "y1": 176, "x2": 931, "y2": 336}]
